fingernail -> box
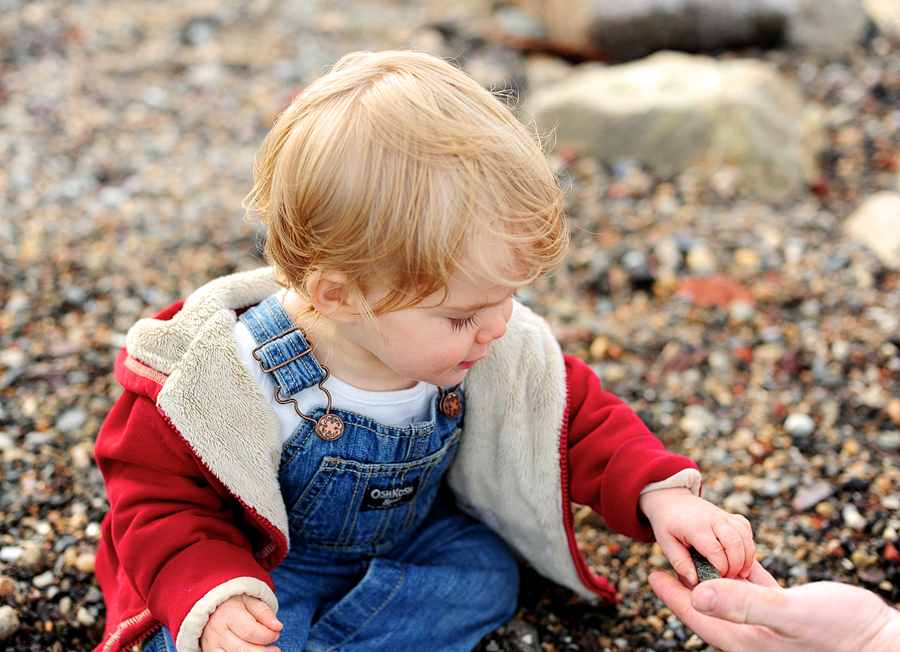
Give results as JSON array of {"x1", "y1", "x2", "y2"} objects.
[{"x1": 692, "y1": 585, "x2": 717, "y2": 612}]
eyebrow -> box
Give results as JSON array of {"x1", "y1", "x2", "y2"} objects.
[{"x1": 442, "y1": 290, "x2": 518, "y2": 314}]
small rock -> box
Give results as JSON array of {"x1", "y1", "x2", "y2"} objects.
[
  {"x1": 505, "y1": 618, "x2": 541, "y2": 652},
  {"x1": 792, "y1": 481, "x2": 836, "y2": 512},
  {"x1": 723, "y1": 491, "x2": 754, "y2": 515},
  {"x1": 75, "y1": 606, "x2": 96, "y2": 627},
  {"x1": 844, "y1": 191, "x2": 900, "y2": 270},
  {"x1": 887, "y1": 398, "x2": 900, "y2": 426},
  {"x1": 881, "y1": 496, "x2": 900, "y2": 511},
  {"x1": 31, "y1": 570, "x2": 55, "y2": 589},
  {"x1": 0, "y1": 547, "x2": 23, "y2": 563},
  {"x1": 55, "y1": 407, "x2": 89, "y2": 435},
  {"x1": 683, "y1": 634, "x2": 705, "y2": 650},
  {"x1": 691, "y1": 548, "x2": 721, "y2": 581},
  {"x1": 784, "y1": 413, "x2": 816, "y2": 440},
  {"x1": 0, "y1": 605, "x2": 20, "y2": 641},
  {"x1": 842, "y1": 504, "x2": 868, "y2": 530},
  {"x1": 74, "y1": 552, "x2": 96, "y2": 574},
  {"x1": 875, "y1": 431, "x2": 900, "y2": 453},
  {"x1": 676, "y1": 275, "x2": 755, "y2": 310},
  {"x1": 685, "y1": 243, "x2": 717, "y2": 273}
]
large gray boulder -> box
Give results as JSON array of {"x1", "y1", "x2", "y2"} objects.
[
  {"x1": 526, "y1": 51, "x2": 824, "y2": 202},
  {"x1": 506, "y1": 0, "x2": 871, "y2": 61}
]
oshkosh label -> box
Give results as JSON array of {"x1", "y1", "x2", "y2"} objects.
[{"x1": 361, "y1": 479, "x2": 420, "y2": 511}]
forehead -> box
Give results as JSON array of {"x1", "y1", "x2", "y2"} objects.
[{"x1": 437, "y1": 242, "x2": 527, "y2": 308}]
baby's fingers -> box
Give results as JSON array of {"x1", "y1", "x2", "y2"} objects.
[
  {"x1": 229, "y1": 599, "x2": 281, "y2": 645},
  {"x1": 244, "y1": 596, "x2": 283, "y2": 633},
  {"x1": 658, "y1": 538, "x2": 703, "y2": 586},
  {"x1": 711, "y1": 514, "x2": 755, "y2": 578}
]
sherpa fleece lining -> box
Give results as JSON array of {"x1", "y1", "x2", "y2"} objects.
[
  {"x1": 125, "y1": 267, "x2": 593, "y2": 611},
  {"x1": 175, "y1": 577, "x2": 278, "y2": 652},
  {"x1": 448, "y1": 300, "x2": 594, "y2": 598}
]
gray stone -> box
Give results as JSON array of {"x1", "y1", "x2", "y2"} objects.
[
  {"x1": 691, "y1": 548, "x2": 722, "y2": 581},
  {"x1": 527, "y1": 52, "x2": 823, "y2": 202},
  {"x1": 31, "y1": 570, "x2": 55, "y2": 589},
  {"x1": 792, "y1": 481, "x2": 836, "y2": 511},
  {"x1": 505, "y1": 618, "x2": 541, "y2": 652},
  {"x1": 786, "y1": 0, "x2": 871, "y2": 56},
  {"x1": 876, "y1": 431, "x2": 900, "y2": 453},
  {"x1": 510, "y1": 0, "x2": 793, "y2": 62},
  {"x1": 56, "y1": 407, "x2": 89, "y2": 435}
]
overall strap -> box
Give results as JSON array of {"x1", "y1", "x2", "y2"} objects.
[{"x1": 239, "y1": 295, "x2": 327, "y2": 396}]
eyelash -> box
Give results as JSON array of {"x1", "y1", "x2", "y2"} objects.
[
  {"x1": 447, "y1": 293, "x2": 518, "y2": 332},
  {"x1": 449, "y1": 313, "x2": 480, "y2": 332}
]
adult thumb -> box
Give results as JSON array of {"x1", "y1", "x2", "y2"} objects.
[{"x1": 691, "y1": 579, "x2": 789, "y2": 627}]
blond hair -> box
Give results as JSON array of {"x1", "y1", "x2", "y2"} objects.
[{"x1": 245, "y1": 49, "x2": 568, "y2": 321}]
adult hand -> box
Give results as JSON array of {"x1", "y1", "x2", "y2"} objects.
[{"x1": 649, "y1": 562, "x2": 900, "y2": 652}]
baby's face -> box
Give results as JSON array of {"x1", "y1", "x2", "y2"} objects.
[{"x1": 345, "y1": 268, "x2": 518, "y2": 389}]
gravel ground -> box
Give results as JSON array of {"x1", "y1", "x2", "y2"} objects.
[{"x1": 1, "y1": 2, "x2": 899, "y2": 651}]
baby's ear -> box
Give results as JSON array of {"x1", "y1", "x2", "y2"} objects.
[{"x1": 308, "y1": 271, "x2": 355, "y2": 322}]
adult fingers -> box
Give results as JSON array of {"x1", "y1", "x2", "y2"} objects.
[
  {"x1": 745, "y1": 560, "x2": 781, "y2": 588},
  {"x1": 649, "y1": 571, "x2": 694, "y2": 611},
  {"x1": 649, "y1": 571, "x2": 747, "y2": 652},
  {"x1": 692, "y1": 578, "x2": 791, "y2": 630}
]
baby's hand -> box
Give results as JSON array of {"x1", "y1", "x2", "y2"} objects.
[
  {"x1": 638, "y1": 487, "x2": 754, "y2": 586},
  {"x1": 201, "y1": 594, "x2": 283, "y2": 652}
]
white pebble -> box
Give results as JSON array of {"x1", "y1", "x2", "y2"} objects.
[
  {"x1": 0, "y1": 547, "x2": 23, "y2": 563},
  {"x1": 784, "y1": 413, "x2": 815, "y2": 439},
  {"x1": 881, "y1": 496, "x2": 900, "y2": 511},
  {"x1": 842, "y1": 504, "x2": 868, "y2": 530}
]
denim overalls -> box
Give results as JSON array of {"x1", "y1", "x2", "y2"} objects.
[{"x1": 142, "y1": 296, "x2": 518, "y2": 652}]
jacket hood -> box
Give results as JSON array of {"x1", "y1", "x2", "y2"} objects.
[{"x1": 118, "y1": 267, "x2": 290, "y2": 540}]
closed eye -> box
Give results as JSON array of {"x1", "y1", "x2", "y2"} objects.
[{"x1": 449, "y1": 313, "x2": 480, "y2": 332}]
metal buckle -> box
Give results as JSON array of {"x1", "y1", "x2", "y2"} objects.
[
  {"x1": 251, "y1": 326, "x2": 345, "y2": 441},
  {"x1": 250, "y1": 326, "x2": 313, "y2": 372}
]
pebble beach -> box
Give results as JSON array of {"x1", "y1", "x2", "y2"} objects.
[{"x1": 1, "y1": 1, "x2": 899, "y2": 651}]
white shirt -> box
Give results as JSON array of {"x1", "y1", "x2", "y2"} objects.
[{"x1": 234, "y1": 318, "x2": 438, "y2": 445}]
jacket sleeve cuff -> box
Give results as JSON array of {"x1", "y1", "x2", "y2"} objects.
[
  {"x1": 174, "y1": 577, "x2": 278, "y2": 652},
  {"x1": 639, "y1": 468, "x2": 702, "y2": 496}
]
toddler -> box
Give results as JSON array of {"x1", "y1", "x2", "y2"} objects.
[{"x1": 93, "y1": 50, "x2": 754, "y2": 652}]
